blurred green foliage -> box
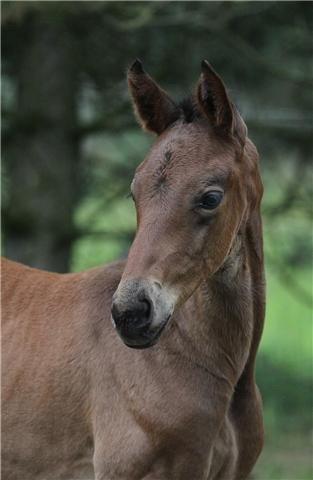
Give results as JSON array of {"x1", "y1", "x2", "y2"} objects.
[{"x1": 2, "y1": 2, "x2": 312, "y2": 478}]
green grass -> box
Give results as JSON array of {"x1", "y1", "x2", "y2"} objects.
[
  {"x1": 261, "y1": 266, "x2": 312, "y2": 376},
  {"x1": 255, "y1": 265, "x2": 312, "y2": 479},
  {"x1": 254, "y1": 431, "x2": 312, "y2": 480}
]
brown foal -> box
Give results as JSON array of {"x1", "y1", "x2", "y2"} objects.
[{"x1": 2, "y1": 60, "x2": 265, "y2": 480}]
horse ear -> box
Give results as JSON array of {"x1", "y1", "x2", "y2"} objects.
[
  {"x1": 197, "y1": 60, "x2": 247, "y2": 146},
  {"x1": 127, "y1": 59, "x2": 180, "y2": 135}
]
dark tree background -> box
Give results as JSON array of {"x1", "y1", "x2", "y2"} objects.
[
  {"x1": 1, "y1": 2, "x2": 312, "y2": 477},
  {"x1": 2, "y1": 1, "x2": 312, "y2": 272}
]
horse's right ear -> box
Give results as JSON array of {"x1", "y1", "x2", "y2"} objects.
[
  {"x1": 197, "y1": 60, "x2": 247, "y2": 146},
  {"x1": 127, "y1": 59, "x2": 180, "y2": 135}
]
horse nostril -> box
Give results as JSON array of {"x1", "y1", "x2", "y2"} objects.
[
  {"x1": 139, "y1": 298, "x2": 151, "y2": 319},
  {"x1": 111, "y1": 296, "x2": 152, "y2": 332}
]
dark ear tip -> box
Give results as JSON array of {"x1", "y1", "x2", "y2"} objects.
[
  {"x1": 201, "y1": 59, "x2": 213, "y2": 73},
  {"x1": 129, "y1": 58, "x2": 145, "y2": 74}
]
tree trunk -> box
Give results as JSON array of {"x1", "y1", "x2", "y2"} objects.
[{"x1": 3, "y1": 13, "x2": 79, "y2": 273}]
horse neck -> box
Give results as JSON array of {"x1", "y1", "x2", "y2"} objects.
[{"x1": 171, "y1": 209, "x2": 265, "y2": 389}]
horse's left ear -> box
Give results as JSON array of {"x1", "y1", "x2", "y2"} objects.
[
  {"x1": 127, "y1": 59, "x2": 180, "y2": 135},
  {"x1": 197, "y1": 60, "x2": 247, "y2": 146}
]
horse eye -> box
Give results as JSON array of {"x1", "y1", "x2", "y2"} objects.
[{"x1": 198, "y1": 191, "x2": 223, "y2": 210}]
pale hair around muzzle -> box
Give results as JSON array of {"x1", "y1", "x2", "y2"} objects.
[{"x1": 111, "y1": 277, "x2": 178, "y2": 348}]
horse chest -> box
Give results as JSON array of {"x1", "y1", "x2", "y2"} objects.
[
  {"x1": 93, "y1": 391, "x2": 235, "y2": 480},
  {"x1": 92, "y1": 351, "x2": 234, "y2": 479}
]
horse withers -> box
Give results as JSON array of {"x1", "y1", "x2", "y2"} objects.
[{"x1": 2, "y1": 60, "x2": 265, "y2": 480}]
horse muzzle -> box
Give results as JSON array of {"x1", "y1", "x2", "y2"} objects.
[{"x1": 111, "y1": 278, "x2": 176, "y2": 349}]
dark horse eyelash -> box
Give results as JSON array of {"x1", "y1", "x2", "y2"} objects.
[{"x1": 126, "y1": 191, "x2": 134, "y2": 199}]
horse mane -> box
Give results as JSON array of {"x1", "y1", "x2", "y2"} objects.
[{"x1": 178, "y1": 96, "x2": 202, "y2": 124}]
